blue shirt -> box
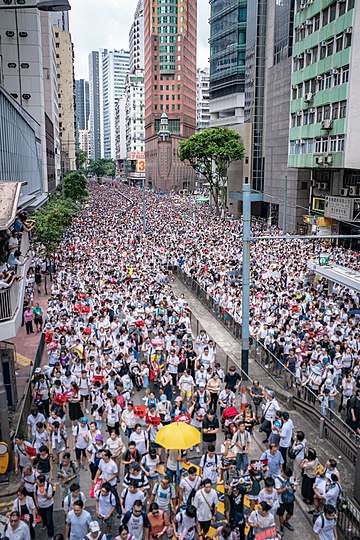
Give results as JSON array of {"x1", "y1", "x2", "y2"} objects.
[{"x1": 261, "y1": 450, "x2": 284, "y2": 478}]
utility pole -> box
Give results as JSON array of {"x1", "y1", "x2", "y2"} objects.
[
  {"x1": 241, "y1": 179, "x2": 251, "y2": 377},
  {"x1": 142, "y1": 178, "x2": 147, "y2": 233},
  {"x1": 283, "y1": 175, "x2": 288, "y2": 233}
]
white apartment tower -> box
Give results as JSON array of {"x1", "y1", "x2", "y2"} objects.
[
  {"x1": 129, "y1": 0, "x2": 144, "y2": 72},
  {"x1": 125, "y1": 71, "x2": 145, "y2": 156},
  {"x1": 101, "y1": 49, "x2": 130, "y2": 159},
  {"x1": 196, "y1": 67, "x2": 210, "y2": 131}
]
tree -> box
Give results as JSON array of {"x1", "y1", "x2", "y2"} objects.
[
  {"x1": 78, "y1": 149, "x2": 88, "y2": 170},
  {"x1": 179, "y1": 127, "x2": 245, "y2": 213},
  {"x1": 87, "y1": 158, "x2": 116, "y2": 178},
  {"x1": 63, "y1": 171, "x2": 88, "y2": 201},
  {"x1": 33, "y1": 197, "x2": 78, "y2": 292}
]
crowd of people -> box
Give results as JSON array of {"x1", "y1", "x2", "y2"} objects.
[{"x1": 6, "y1": 180, "x2": 355, "y2": 540}]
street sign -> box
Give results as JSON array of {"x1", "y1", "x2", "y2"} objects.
[
  {"x1": 319, "y1": 253, "x2": 329, "y2": 266},
  {"x1": 324, "y1": 196, "x2": 354, "y2": 221}
]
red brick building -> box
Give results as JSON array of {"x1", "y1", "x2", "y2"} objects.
[{"x1": 144, "y1": 0, "x2": 197, "y2": 192}]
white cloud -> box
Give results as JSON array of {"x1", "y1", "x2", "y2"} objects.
[{"x1": 70, "y1": 0, "x2": 210, "y2": 79}]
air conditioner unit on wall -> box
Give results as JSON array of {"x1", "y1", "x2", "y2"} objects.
[
  {"x1": 316, "y1": 182, "x2": 322, "y2": 188},
  {"x1": 326, "y1": 154, "x2": 333, "y2": 164},
  {"x1": 340, "y1": 188, "x2": 349, "y2": 196},
  {"x1": 316, "y1": 156, "x2": 324, "y2": 165},
  {"x1": 322, "y1": 119, "x2": 333, "y2": 130},
  {"x1": 349, "y1": 186, "x2": 359, "y2": 196},
  {"x1": 304, "y1": 93, "x2": 313, "y2": 102},
  {"x1": 320, "y1": 183, "x2": 328, "y2": 190},
  {"x1": 311, "y1": 179, "x2": 317, "y2": 187}
]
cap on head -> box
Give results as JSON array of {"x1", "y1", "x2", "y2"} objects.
[
  {"x1": 81, "y1": 417, "x2": 88, "y2": 424},
  {"x1": 89, "y1": 521, "x2": 100, "y2": 532}
]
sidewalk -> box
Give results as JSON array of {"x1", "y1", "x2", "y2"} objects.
[{"x1": 172, "y1": 278, "x2": 356, "y2": 517}]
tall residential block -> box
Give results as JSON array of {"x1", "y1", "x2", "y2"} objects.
[
  {"x1": 288, "y1": 0, "x2": 358, "y2": 235},
  {"x1": 54, "y1": 26, "x2": 76, "y2": 173},
  {"x1": 75, "y1": 79, "x2": 90, "y2": 130},
  {"x1": 88, "y1": 51, "x2": 102, "y2": 160},
  {"x1": 130, "y1": 0, "x2": 145, "y2": 73},
  {"x1": 196, "y1": 67, "x2": 210, "y2": 131},
  {"x1": 102, "y1": 49, "x2": 130, "y2": 159},
  {"x1": 144, "y1": 0, "x2": 197, "y2": 192}
]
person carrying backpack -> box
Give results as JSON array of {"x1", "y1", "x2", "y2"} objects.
[
  {"x1": 275, "y1": 467, "x2": 296, "y2": 536},
  {"x1": 313, "y1": 504, "x2": 337, "y2": 540}
]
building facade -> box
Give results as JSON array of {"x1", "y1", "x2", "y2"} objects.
[
  {"x1": 102, "y1": 49, "x2": 130, "y2": 159},
  {"x1": 196, "y1": 67, "x2": 210, "y2": 131},
  {"x1": 130, "y1": 0, "x2": 145, "y2": 73},
  {"x1": 79, "y1": 129, "x2": 90, "y2": 158},
  {"x1": 0, "y1": 7, "x2": 48, "y2": 199},
  {"x1": 144, "y1": 0, "x2": 197, "y2": 192},
  {"x1": 288, "y1": 0, "x2": 358, "y2": 236},
  {"x1": 88, "y1": 51, "x2": 102, "y2": 160},
  {"x1": 54, "y1": 26, "x2": 76, "y2": 173},
  {"x1": 209, "y1": 0, "x2": 251, "y2": 214},
  {"x1": 115, "y1": 95, "x2": 127, "y2": 165},
  {"x1": 75, "y1": 79, "x2": 90, "y2": 131}
]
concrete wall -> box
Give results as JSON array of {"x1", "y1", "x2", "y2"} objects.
[{"x1": 344, "y1": 6, "x2": 360, "y2": 170}]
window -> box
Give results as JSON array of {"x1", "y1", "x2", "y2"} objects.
[
  {"x1": 336, "y1": 35, "x2": 343, "y2": 52},
  {"x1": 345, "y1": 31, "x2": 352, "y2": 48},
  {"x1": 322, "y1": 7, "x2": 329, "y2": 26},
  {"x1": 338, "y1": 1, "x2": 346, "y2": 16},
  {"x1": 332, "y1": 102, "x2": 339, "y2": 120},
  {"x1": 339, "y1": 101, "x2": 347, "y2": 118},
  {"x1": 303, "y1": 110, "x2": 309, "y2": 125},
  {"x1": 327, "y1": 40, "x2": 333, "y2": 56},
  {"x1": 323, "y1": 105, "x2": 331, "y2": 120},
  {"x1": 308, "y1": 139, "x2": 314, "y2": 154},
  {"x1": 309, "y1": 109, "x2": 315, "y2": 124},
  {"x1": 292, "y1": 87, "x2": 297, "y2": 100},
  {"x1": 329, "y1": 3, "x2": 336, "y2": 22},
  {"x1": 325, "y1": 72, "x2": 332, "y2": 89},
  {"x1": 317, "y1": 107, "x2": 323, "y2": 123},
  {"x1": 322, "y1": 138, "x2": 328, "y2": 153},
  {"x1": 296, "y1": 113, "x2": 302, "y2": 127},
  {"x1": 348, "y1": 0, "x2": 355, "y2": 9},
  {"x1": 330, "y1": 136, "x2": 337, "y2": 152},
  {"x1": 315, "y1": 139, "x2": 321, "y2": 153},
  {"x1": 313, "y1": 47, "x2": 318, "y2": 63},
  {"x1": 342, "y1": 66, "x2": 349, "y2": 84},
  {"x1": 337, "y1": 135, "x2": 345, "y2": 152},
  {"x1": 290, "y1": 141, "x2": 295, "y2": 155},
  {"x1": 318, "y1": 77, "x2": 324, "y2": 91},
  {"x1": 320, "y1": 43, "x2": 326, "y2": 60},
  {"x1": 314, "y1": 14, "x2": 320, "y2": 31},
  {"x1": 333, "y1": 71, "x2": 341, "y2": 86}
]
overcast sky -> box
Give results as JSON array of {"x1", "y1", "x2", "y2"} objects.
[{"x1": 70, "y1": 0, "x2": 210, "y2": 80}]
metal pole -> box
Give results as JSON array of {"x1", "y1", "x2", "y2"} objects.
[
  {"x1": 241, "y1": 179, "x2": 251, "y2": 377},
  {"x1": 283, "y1": 175, "x2": 287, "y2": 233},
  {"x1": 0, "y1": 364, "x2": 10, "y2": 446},
  {"x1": 142, "y1": 178, "x2": 147, "y2": 233}
]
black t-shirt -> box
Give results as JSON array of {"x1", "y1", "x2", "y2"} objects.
[
  {"x1": 224, "y1": 372, "x2": 241, "y2": 390},
  {"x1": 230, "y1": 485, "x2": 247, "y2": 518},
  {"x1": 202, "y1": 416, "x2": 219, "y2": 442}
]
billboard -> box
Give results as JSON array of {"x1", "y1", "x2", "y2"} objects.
[
  {"x1": 136, "y1": 159, "x2": 146, "y2": 174},
  {"x1": 324, "y1": 196, "x2": 354, "y2": 221}
]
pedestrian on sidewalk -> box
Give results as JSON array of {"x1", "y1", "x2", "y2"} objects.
[
  {"x1": 24, "y1": 306, "x2": 34, "y2": 335},
  {"x1": 33, "y1": 302, "x2": 43, "y2": 333}
]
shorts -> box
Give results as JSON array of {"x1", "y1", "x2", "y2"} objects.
[
  {"x1": 277, "y1": 502, "x2": 294, "y2": 517},
  {"x1": 80, "y1": 394, "x2": 89, "y2": 402},
  {"x1": 199, "y1": 520, "x2": 211, "y2": 534},
  {"x1": 180, "y1": 389, "x2": 192, "y2": 399},
  {"x1": 75, "y1": 447, "x2": 87, "y2": 460}
]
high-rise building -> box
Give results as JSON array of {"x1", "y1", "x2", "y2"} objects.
[
  {"x1": 0, "y1": 7, "x2": 48, "y2": 198},
  {"x1": 196, "y1": 68, "x2": 210, "y2": 131},
  {"x1": 125, "y1": 72, "x2": 145, "y2": 156},
  {"x1": 51, "y1": 11, "x2": 69, "y2": 32},
  {"x1": 115, "y1": 96, "x2": 127, "y2": 164},
  {"x1": 54, "y1": 26, "x2": 76, "y2": 173},
  {"x1": 79, "y1": 129, "x2": 90, "y2": 159},
  {"x1": 88, "y1": 51, "x2": 102, "y2": 160},
  {"x1": 41, "y1": 12, "x2": 61, "y2": 192},
  {"x1": 262, "y1": 0, "x2": 310, "y2": 232},
  {"x1": 144, "y1": 0, "x2": 197, "y2": 192},
  {"x1": 130, "y1": 0, "x2": 144, "y2": 73},
  {"x1": 209, "y1": 1, "x2": 251, "y2": 214},
  {"x1": 101, "y1": 49, "x2": 130, "y2": 159},
  {"x1": 75, "y1": 79, "x2": 90, "y2": 131},
  {"x1": 288, "y1": 0, "x2": 358, "y2": 236}
]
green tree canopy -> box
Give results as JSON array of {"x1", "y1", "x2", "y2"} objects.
[
  {"x1": 87, "y1": 158, "x2": 116, "y2": 178},
  {"x1": 33, "y1": 197, "x2": 78, "y2": 256},
  {"x1": 78, "y1": 149, "x2": 88, "y2": 170},
  {"x1": 63, "y1": 170, "x2": 88, "y2": 201},
  {"x1": 179, "y1": 127, "x2": 245, "y2": 212}
]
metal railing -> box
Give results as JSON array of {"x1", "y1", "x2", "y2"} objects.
[
  {"x1": 11, "y1": 333, "x2": 44, "y2": 443},
  {"x1": 0, "y1": 282, "x2": 20, "y2": 322},
  {"x1": 174, "y1": 265, "x2": 360, "y2": 537},
  {"x1": 175, "y1": 266, "x2": 358, "y2": 458}
]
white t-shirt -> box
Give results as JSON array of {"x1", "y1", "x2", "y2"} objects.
[
  {"x1": 200, "y1": 453, "x2": 219, "y2": 484},
  {"x1": 35, "y1": 482, "x2": 54, "y2": 508},
  {"x1": 130, "y1": 430, "x2": 148, "y2": 456},
  {"x1": 66, "y1": 509, "x2": 91, "y2": 540},
  {"x1": 279, "y1": 419, "x2": 294, "y2": 448},
  {"x1": 96, "y1": 491, "x2": 116, "y2": 518},
  {"x1": 179, "y1": 375, "x2": 194, "y2": 392},
  {"x1": 313, "y1": 514, "x2": 337, "y2": 540},
  {"x1": 141, "y1": 454, "x2": 160, "y2": 477},
  {"x1": 73, "y1": 425, "x2": 90, "y2": 449},
  {"x1": 175, "y1": 510, "x2": 197, "y2": 540},
  {"x1": 98, "y1": 458, "x2": 118, "y2": 486},
  {"x1": 121, "y1": 488, "x2": 146, "y2": 512},
  {"x1": 179, "y1": 476, "x2": 201, "y2": 505},
  {"x1": 193, "y1": 488, "x2": 218, "y2": 521}
]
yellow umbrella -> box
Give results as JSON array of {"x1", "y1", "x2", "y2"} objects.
[{"x1": 155, "y1": 422, "x2": 201, "y2": 450}]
